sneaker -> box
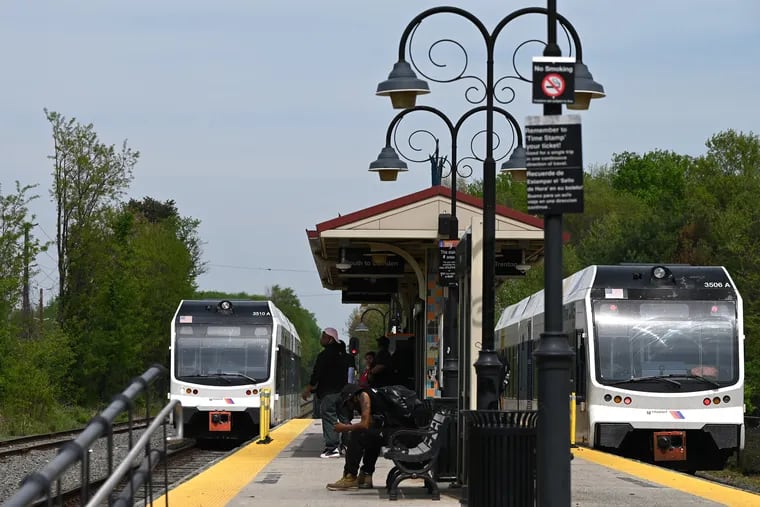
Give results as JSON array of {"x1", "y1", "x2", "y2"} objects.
[
  {"x1": 327, "y1": 473, "x2": 358, "y2": 490},
  {"x1": 320, "y1": 447, "x2": 341, "y2": 458},
  {"x1": 357, "y1": 471, "x2": 373, "y2": 489}
]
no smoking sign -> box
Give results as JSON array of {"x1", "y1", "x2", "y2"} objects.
[
  {"x1": 533, "y1": 57, "x2": 575, "y2": 104},
  {"x1": 541, "y1": 73, "x2": 565, "y2": 98}
]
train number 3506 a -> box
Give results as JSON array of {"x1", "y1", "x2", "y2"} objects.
[{"x1": 704, "y1": 281, "x2": 729, "y2": 288}]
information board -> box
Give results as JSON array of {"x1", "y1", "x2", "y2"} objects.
[
  {"x1": 525, "y1": 114, "x2": 584, "y2": 214},
  {"x1": 438, "y1": 239, "x2": 459, "y2": 287}
]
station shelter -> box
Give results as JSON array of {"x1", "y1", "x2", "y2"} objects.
[{"x1": 306, "y1": 185, "x2": 545, "y2": 405}]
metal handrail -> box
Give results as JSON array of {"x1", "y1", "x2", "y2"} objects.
[
  {"x1": 86, "y1": 399, "x2": 179, "y2": 506},
  {"x1": 3, "y1": 365, "x2": 167, "y2": 507}
]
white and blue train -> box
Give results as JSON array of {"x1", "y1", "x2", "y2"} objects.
[
  {"x1": 496, "y1": 264, "x2": 744, "y2": 471},
  {"x1": 169, "y1": 299, "x2": 302, "y2": 440}
]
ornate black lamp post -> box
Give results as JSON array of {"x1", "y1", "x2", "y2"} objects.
[
  {"x1": 354, "y1": 306, "x2": 390, "y2": 334},
  {"x1": 369, "y1": 104, "x2": 526, "y2": 398},
  {"x1": 374, "y1": 6, "x2": 603, "y2": 505}
]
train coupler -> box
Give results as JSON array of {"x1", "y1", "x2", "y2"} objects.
[
  {"x1": 653, "y1": 430, "x2": 686, "y2": 461},
  {"x1": 209, "y1": 411, "x2": 232, "y2": 432}
]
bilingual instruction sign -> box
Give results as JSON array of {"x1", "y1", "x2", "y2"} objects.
[{"x1": 525, "y1": 114, "x2": 584, "y2": 214}]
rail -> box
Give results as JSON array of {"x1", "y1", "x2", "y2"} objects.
[{"x1": 3, "y1": 364, "x2": 168, "y2": 507}]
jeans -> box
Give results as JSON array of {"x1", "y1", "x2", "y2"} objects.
[
  {"x1": 319, "y1": 392, "x2": 341, "y2": 450},
  {"x1": 343, "y1": 427, "x2": 384, "y2": 476}
]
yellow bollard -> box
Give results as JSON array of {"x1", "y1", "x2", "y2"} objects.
[
  {"x1": 257, "y1": 388, "x2": 272, "y2": 444},
  {"x1": 569, "y1": 391, "x2": 577, "y2": 447}
]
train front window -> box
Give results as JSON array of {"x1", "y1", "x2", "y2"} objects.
[
  {"x1": 175, "y1": 324, "x2": 272, "y2": 385},
  {"x1": 593, "y1": 300, "x2": 738, "y2": 390}
]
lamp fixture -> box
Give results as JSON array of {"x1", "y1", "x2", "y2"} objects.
[
  {"x1": 500, "y1": 145, "x2": 528, "y2": 181},
  {"x1": 376, "y1": 60, "x2": 431, "y2": 109},
  {"x1": 335, "y1": 248, "x2": 352, "y2": 271},
  {"x1": 369, "y1": 146, "x2": 408, "y2": 181},
  {"x1": 566, "y1": 62, "x2": 606, "y2": 110}
]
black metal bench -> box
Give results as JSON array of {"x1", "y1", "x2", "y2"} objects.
[{"x1": 381, "y1": 408, "x2": 451, "y2": 501}]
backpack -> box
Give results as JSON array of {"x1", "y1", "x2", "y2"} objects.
[{"x1": 371, "y1": 385, "x2": 428, "y2": 428}]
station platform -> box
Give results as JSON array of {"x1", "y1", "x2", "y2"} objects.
[{"x1": 160, "y1": 418, "x2": 759, "y2": 506}]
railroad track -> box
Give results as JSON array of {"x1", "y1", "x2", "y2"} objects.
[
  {"x1": 0, "y1": 420, "x2": 150, "y2": 459},
  {"x1": 10, "y1": 438, "x2": 233, "y2": 506},
  {"x1": 1, "y1": 407, "x2": 312, "y2": 506}
]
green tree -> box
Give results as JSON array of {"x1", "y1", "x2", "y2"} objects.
[
  {"x1": 0, "y1": 182, "x2": 45, "y2": 319},
  {"x1": 681, "y1": 130, "x2": 760, "y2": 411},
  {"x1": 64, "y1": 199, "x2": 202, "y2": 402},
  {"x1": 45, "y1": 109, "x2": 139, "y2": 325}
]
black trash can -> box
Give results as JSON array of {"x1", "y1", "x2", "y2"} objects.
[
  {"x1": 423, "y1": 397, "x2": 458, "y2": 482},
  {"x1": 462, "y1": 410, "x2": 537, "y2": 507}
]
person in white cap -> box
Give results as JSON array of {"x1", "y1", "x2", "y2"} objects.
[{"x1": 302, "y1": 327, "x2": 349, "y2": 458}]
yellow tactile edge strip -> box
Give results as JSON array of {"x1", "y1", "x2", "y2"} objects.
[
  {"x1": 153, "y1": 418, "x2": 313, "y2": 507},
  {"x1": 573, "y1": 446, "x2": 760, "y2": 507}
]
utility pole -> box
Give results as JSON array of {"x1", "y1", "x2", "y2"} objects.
[
  {"x1": 22, "y1": 223, "x2": 33, "y2": 338},
  {"x1": 22, "y1": 223, "x2": 31, "y2": 316}
]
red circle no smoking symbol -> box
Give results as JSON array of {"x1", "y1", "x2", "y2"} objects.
[{"x1": 541, "y1": 73, "x2": 565, "y2": 98}]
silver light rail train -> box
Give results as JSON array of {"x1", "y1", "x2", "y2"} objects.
[
  {"x1": 496, "y1": 264, "x2": 744, "y2": 471},
  {"x1": 169, "y1": 299, "x2": 301, "y2": 440}
]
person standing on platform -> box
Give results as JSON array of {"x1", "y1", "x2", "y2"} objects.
[
  {"x1": 358, "y1": 351, "x2": 376, "y2": 388},
  {"x1": 369, "y1": 336, "x2": 393, "y2": 387},
  {"x1": 301, "y1": 327, "x2": 348, "y2": 458}
]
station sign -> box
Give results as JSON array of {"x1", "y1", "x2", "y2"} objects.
[
  {"x1": 338, "y1": 248, "x2": 404, "y2": 276},
  {"x1": 341, "y1": 291, "x2": 391, "y2": 304},
  {"x1": 525, "y1": 114, "x2": 584, "y2": 214},
  {"x1": 495, "y1": 249, "x2": 526, "y2": 278},
  {"x1": 344, "y1": 278, "x2": 398, "y2": 294},
  {"x1": 532, "y1": 56, "x2": 576, "y2": 105},
  {"x1": 438, "y1": 239, "x2": 459, "y2": 287}
]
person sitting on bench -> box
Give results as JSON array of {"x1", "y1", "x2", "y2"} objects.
[{"x1": 326, "y1": 384, "x2": 415, "y2": 491}]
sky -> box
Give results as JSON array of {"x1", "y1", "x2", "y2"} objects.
[{"x1": 1, "y1": 1, "x2": 758, "y2": 339}]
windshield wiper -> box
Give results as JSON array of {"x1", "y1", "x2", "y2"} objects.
[
  {"x1": 177, "y1": 373, "x2": 257, "y2": 384},
  {"x1": 214, "y1": 372, "x2": 258, "y2": 383},
  {"x1": 175, "y1": 374, "x2": 231, "y2": 384},
  {"x1": 609, "y1": 375, "x2": 682, "y2": 387},
  {"x1": 663, "y1": 374, "x2": 720, "y2": 388}
]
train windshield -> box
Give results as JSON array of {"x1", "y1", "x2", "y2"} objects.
[
  {"x1": 174, "y1": 324, "x2": 272, "y2": 385},
  {"x1": 593, "y1": 300, "x2": 739, "y2": 391}
]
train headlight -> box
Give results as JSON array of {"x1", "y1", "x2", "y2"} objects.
[
  {"x1": 703, "y1": 398, "x2": 711, "y2": 406},
  {"x1": 652, "y1": 266, "x2": 668, "y2": 279},
  {"x1": 613, "y1": 395, "x2": 622, "y2": 404},
  {"x1": 623, "y1": 397, "x2": 632, "y2": 405},
  {"x1": 252, "y1": 389, "x2": 259, "y2": 395},
  {"x1": 712, "y1": 397, "x2": 721, "y2": 405},
  {"x1": 246, "y1": 389, "x2": 252, "y2": 396},
  {"x1": 185, "y1": 388, "x2": 192, "y2": 394},
  {"x1": 723, "y1": 395, "x2": 731, "y2": 403},
  {"x1": 219, "y1": 300, "x2": 233, "y2": 311},
  {"x1": 604, "y1": 394, "x2": 612, "y2": 402}
]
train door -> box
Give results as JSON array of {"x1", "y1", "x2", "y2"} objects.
[{"x1": 573, "y1": 328, "x2": 590, "y2": 445}]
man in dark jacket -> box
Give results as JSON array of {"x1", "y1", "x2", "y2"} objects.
[
  {"x1": 302, "y1": 327, "x2": 348, "y2": 458},
  {"x1": 369, "y1": 336, "x2": 393, "y2": 387}
]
